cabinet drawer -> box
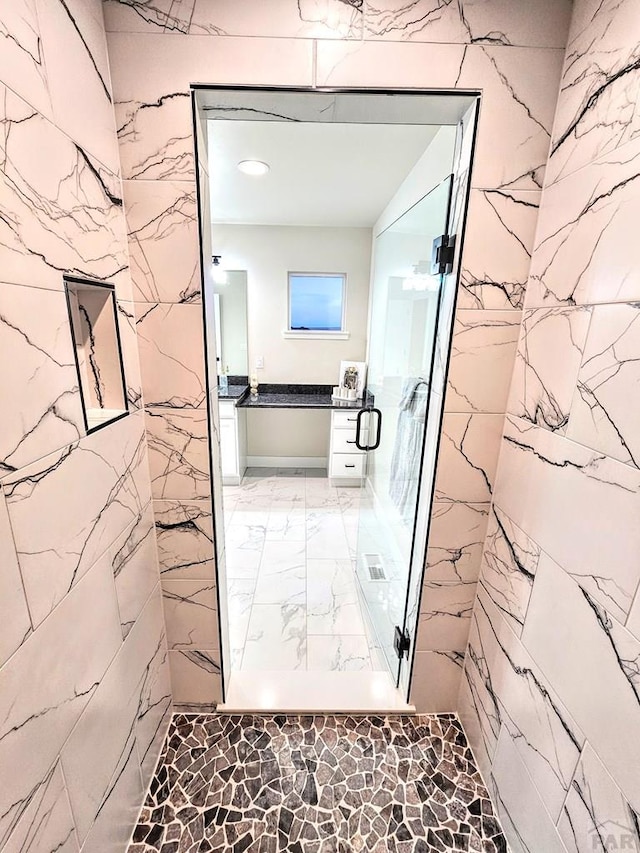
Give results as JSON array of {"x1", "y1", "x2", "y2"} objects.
[
  {"x1": 332, "y1": 411, "x2": 361, "y2": 429},
  {"x1": 331, "y1": 428, "x2": 367, "y2": 455},
  {"x1": 218, "y1": 400, "x2": 236, "y2": 420},
  {"x1": 330, "y1": 453, "x2": 364, "y2": 478},
  {"x1": 220, "y1": 418, "x2": 237, "y2": 476}
]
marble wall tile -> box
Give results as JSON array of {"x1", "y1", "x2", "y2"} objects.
[
  {"x1": 523, "y1": 553, "x2": 640, "y2": 813},
  {"x1": 104, "y1": 0, "x2": 364, "y2": 38},
  {"x1": 77, "y1": 735, "x2": 144, "y2": 853},
  {"x1": 0, "y1": 0, "x2": 52, "y2": 119},
  {"x1": 489, "y1": 593, "x2": 584, "y2": 819},
  {"x1": 459, "y1": 46, "x2": 564, "y2": 192},
  {"x1": 161, "y1": 580, "x2": 219, "y2": 649},
  {"x1": 410, "y1": 650, "x2": 464, "y2": 713},
  {"x1": 490, "y1": 727, "x2": 569, "y2": 853},
  {"x1": 433, "y1": 413, "x2": 504, "y2": 504},
  {"x1": 189, "y1": 0, "x2": 364, "y2": 39},
  {"x1": 364, "y1": 0, "x2": 468, "y2": 43},
  {"x1": 446, "y1": 310, "x2": 521, "y2": 413},
  {"x1": 567, "y1": 303, "x2": 640, "y2": 468},
  {"x1": 155, "y1": 499, "x2": 214, "y2": 579},
  {"x1": 130, "y1": 585, "x2": 172, "y2": 787},
  {"x1": 116, "y1": 90, "x2": 194, "y2": 181},
  {"x1": 316, "y1": 41, "x2": 563, "y2": 191},
  {"x1": 526, "y1": 137, "x2": 640, "y2": 308},
  {"x1": 110, "y1": 502, "x2": 159, "y2": 638},
  {"x1": 0, "y1": 486, "x2": 31, "y2": 667},
  {"x1": 3, "y1": 411, "x2": 150, "y2": 626},
  {"x1": 0, "y1": 85, "x2": 130, "y2": 296},
  {"x1": 558, "y1": 743, "x2": 640, "y2": 853},
  {"x1": 0, "y1": 550, "x2": 122, "y2": 846},
  {"x1": 416, "y1": 581, "x2": 476, "y2": 651},
  {"x1": 108, "y1": 33, "x2": 314, "y2": 182},
  {"x1": 117, "y1": 299, "x2": 144, "y2": 410},
  {"x1": 627, "y1": 591, "x2": 640, "y2": 644},
  {"x1": 495, "y1": 416, "x2": 640, "y2": 623},
  {"x1": 548, "y1": 0, "x2": 640, "y2": 184},
  {"x1": 479, "y1": 505, "x2": 539, "y2": 637},
  {"x1": 36, "y1": 0, "x2": 121, "y2": 174},
  {"x1": 145, "y1": 408, "x2": 210, "y2": 500},
  {"x1": 459, "y1": 189, "x2": 539, "y2": 310},
  {"x1": 60, "y1": 583, "x2": 168, "y2": 844},
  {"x1": 168, "y1": 649, "x2": 222, "y2": 707},
  {"x1": 364, "y1": 0, "x2": 571, "y2": 48},
  {"x1": 124, "y1": 180, "x2": 200, "y2": 303},
  {"x1": 459, "y1": 596, "x2": 502, "y2": 773},
  {"x1": 424, "y1": 500, "x2": 489, "y2": 585},
  {"x1": 103, "y1": 0, "x2": 183, "y2": 33},
  {"x1": 3, "y1": 763, "x2": 78, "y2": 853},
  {"x1": 136, "y1": 303, "x2": 206, "y2": 407},
  {"x1": 508, "y1": 307, "x2": 592, "y2": 432}
]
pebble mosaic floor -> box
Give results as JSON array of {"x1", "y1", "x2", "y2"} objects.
[{"x1": 128, "y1": 713, "x2": 508, "y2": 853}]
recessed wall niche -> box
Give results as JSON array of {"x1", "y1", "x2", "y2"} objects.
[{"x1": 64, "y1": 276, "x2": 129, "y2": 433}]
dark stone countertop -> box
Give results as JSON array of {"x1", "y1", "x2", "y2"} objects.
[
  {"x1": 235, "y1": 384, "x2": 373, "y2": 410},
  {"x1": 217, "y1": 384, "x2": 249, "y2": 401}
]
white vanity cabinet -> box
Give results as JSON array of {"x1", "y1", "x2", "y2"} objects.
[
  {"x1": 329, "y1": 410, "x2": 367, "y2": 485},
  {"x1": 218, "y1": 400, "x2": 247, "y2": 485}
]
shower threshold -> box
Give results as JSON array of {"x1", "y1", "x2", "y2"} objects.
[{"x1": 218, "y1": 669, "x2": 414, "y2": 714}]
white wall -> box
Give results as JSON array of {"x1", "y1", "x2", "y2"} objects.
[
  {"x1": 213, "y1": 224, "x2": 372, "y2": 383},
  {"x1": 213, "y1": 224, "x2": 372, "y2": 460},
  {"x1": 247, "y1": 408, "x2": 331, "y2": 459},
  {"x1": 373, "y1": 126, "x2": 457, "y2": 238}
]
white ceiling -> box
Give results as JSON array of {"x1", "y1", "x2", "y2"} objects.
[{"x1": 207, "y1": 120, "x2": 440, "y2": 228}]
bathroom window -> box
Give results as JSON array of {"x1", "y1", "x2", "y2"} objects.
[
  {"x1": 64, "y1": 276, "x2": 129, "y2": 434},
  {"x1": 286, "y1": 272, "x2": 348, "y2": 339}
]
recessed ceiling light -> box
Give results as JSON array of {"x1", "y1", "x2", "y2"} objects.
[{"x1": 237, "y1": 159, "x2": 270, "y2": 176}]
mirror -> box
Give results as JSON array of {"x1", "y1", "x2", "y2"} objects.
[{"x1": 213, "y1": 269, "x2": 248, "y2": 378}]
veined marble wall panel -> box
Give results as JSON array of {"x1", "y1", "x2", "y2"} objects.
[
  {"x1": 547, "y1": 0, "x2": 640, "y2": 184},
  {"x1": 104, "y1": 0, "x2": 569, "y2": 710},
  {"x1": 462, "y1": 0, "x2": 640, "y2": 850},
  {"x1": 0, "y1": 4, "x2": 171, "y2": 853}
]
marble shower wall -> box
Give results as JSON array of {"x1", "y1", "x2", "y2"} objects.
[
  {"x1": 0, "y1": 2, "x2": 171, "y2": 851},
  {"x1": 103, "y1": 0, "x2": 572, "y2": 709},
  {"x1": 459, "y1": 0, "x2": 640, "y2": 850}
]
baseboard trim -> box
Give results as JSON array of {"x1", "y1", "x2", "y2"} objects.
[{"x1": 246, "y1": 456, "x2": 327, "y2": 469}]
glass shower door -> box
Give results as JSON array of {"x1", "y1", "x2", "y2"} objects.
[{"x1": 354, "y1": 176, "x2": 453, "y2": 683}]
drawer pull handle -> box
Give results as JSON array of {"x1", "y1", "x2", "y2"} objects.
[
  {"x1": 346, "y1": 440, "x2": 356, "y2": 444},
  {"x1": 347, "y1": 417, "x2": 356, "y2": 421},
  {"x1": 345, "y1": 464, "x2": 355, "y2": 468}
]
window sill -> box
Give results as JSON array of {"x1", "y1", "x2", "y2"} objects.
[{"x1": 283, "y1": 330, "x2": 350, "y2": 341}]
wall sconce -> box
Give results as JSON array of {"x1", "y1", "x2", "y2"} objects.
[{"x1": 212, "y1": 255, "x2": 228, "y2": 285}]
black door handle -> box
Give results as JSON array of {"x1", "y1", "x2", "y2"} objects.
[
  {"x1": 368, "y1": 407, "x2": 382, "y2": 450},
  {"x1": 355, "y1": 407, "x2": 382, "y2": 451},
  {"x1": 355, "y1": 409, "x2": 367, "y2": 450}
]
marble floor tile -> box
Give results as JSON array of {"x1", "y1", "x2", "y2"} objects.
[
  {"x1": 226, "y1": 578, "x2": 255, "y2": 662},
  {"x1": 306, "y1": 509, "x2": 351, "y2": 560},
  {"x1": 253, "y1": 541, "x2": 306, "y2": 606},
  {"x1": 307, "y1": 634, "x2": 372, "y2": 671},
  {"x1": 307, "y1": 558, "x2": 363, "y2": 635},
  {"x1": 242, "y1": 604, "x2": 306, "y2": 671},
  {"x1": 127, "y1": 713, "x2": 508, "y2": 853},
  {"x1": 265, "y1": 505, "x2": 306, "y2": 541},
  {"x1": 223, "y1": 470, "x2": 396, "y2": 677}
]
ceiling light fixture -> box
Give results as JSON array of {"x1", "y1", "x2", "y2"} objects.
[{"x1": 237, "y1": 159, "x2": 270, "y2": 176}]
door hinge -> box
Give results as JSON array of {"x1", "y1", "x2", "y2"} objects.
[
  {"x1": 431, "y1": 234, "x2": 456, "y2": 275},
  {"x1": 394, "y1": 626, "x2": 411, "y2": 660}
]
